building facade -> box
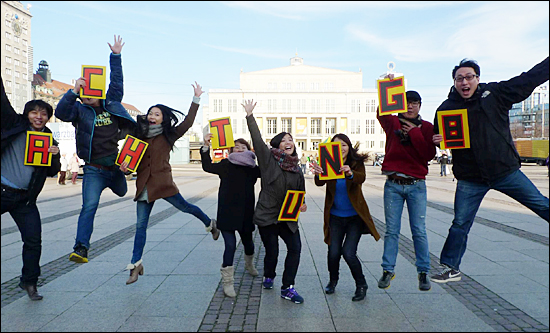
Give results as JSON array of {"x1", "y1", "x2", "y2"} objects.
[
  {"x1": 1, "y1": 0, "x2": 32, "y2": 113},
  {"x1": 202, "y1": 56, "x2": 391, "y2": 155},
  {"x1": 509, "y1": 85, "x2": 549, "y2": 139}
]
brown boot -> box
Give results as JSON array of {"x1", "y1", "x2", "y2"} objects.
[
  {"x1": 206, "y1": 219, "x2": 220, "y2": 240},
  {"x1": 126, "y1": 260, "x2": 144, "y2": 285},
  {"x1": 19, "y1": 282, "x2": 43, "y2": 301}
]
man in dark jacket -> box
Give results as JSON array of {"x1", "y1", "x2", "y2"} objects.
[
  {"x1": 431, "y1": 57, "x2": 549, "y2": 284},
  {"x1": 55, "y1": 35, "x2": 136, "y2": 264},
  {"x1": 1, "y1": 77, "x2": 61, "y2": 300}
]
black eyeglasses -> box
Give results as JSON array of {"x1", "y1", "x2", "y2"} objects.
[
  {"x1": 407, "y1": 101, "x2": 420, "y2": 107},
  {"x1": 454, "y1": 74, "x2": 478, "y2": 82}
]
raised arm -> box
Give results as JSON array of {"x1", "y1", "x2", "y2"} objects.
[
  {"x1": 106, "y1": 35, "x2": 125, "y2": 103},
  {"x1": 243, "y1": 100, "x2": 271, "y2": 167},
  {"x1": 174, "y1": 82, "x2": 203, "y2": 138}
]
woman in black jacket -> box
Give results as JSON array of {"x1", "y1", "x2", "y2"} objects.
[{"x1": 201, "y1": 134, "x2": 261, "y2": 297}]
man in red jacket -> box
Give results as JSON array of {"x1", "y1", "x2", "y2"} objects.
[{"x1": 376, "y1": 88, "x2": 436, "y2": 292}]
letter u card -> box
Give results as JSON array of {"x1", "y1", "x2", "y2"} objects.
[
  {"x1": 80, "y1": 65, "x2": 107, "y2": 99},
  {"x1": 209, "y1": 117, "x2": 235, "y2": 150},
  {"x1": 377, "y1": 76, "x2": 407, "y2": 116},
  {"x1": 318, "y1": 142, "x2": 345, "y2": 180},
  {"x1": 24, "y1": 131, "x2": 53, "y2": 166},
  {"x1": 115, "y1": 135, "x2": 149, "y2": 172},
  {"x1": 278, "y1": 190, "x2": 306, "y2": 222},
  {"x1": 437, "y1": 109, "x2": 470, "y2": 149}
]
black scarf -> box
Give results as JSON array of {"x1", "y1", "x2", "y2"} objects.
[{"x1": 395, "y1": 113, "x2": 423, "y2": 146}]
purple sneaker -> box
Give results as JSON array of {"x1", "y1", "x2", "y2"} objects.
[
  {"x1": 263, "y1": 277, "x2": 274, "y2": 289},
  {"x1": 281, "y1": 285, "x2": 304, "y2": 304}
]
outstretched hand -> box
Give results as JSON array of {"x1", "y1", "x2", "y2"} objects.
[
  {"x1": 108, "y1": 35, "x2": 125, "y2": 54},
  {"x1": 242, "y1": 99, "x2": 257, "y2": 117},
  {"x1": 192, "y1": 81, "x2": 204, "y2": 98},
  {"x1": 203, "y1": 133, "x2": 213, "y2": 146}
]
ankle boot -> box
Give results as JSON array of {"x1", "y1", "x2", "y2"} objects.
[
  {"x1": 126, "y1": 260, "x2": 144, "y2": 285},
  {"x1": 244, "y1": 254, "x2": 258, "y2": 276},
  {"x1": 19, "y1": 282, "x2": 43, "y2": 301},
  {"x1": 352, "y1": 285, "x2": 367, "y2": 302},
  {"x1": 220, "y1": 266, "x2": 236, "y2": 297},
  {"x1": 325, "y1": 280, "x2": 338, "y2": 294}
]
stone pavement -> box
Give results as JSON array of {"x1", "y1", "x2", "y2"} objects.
[{"x1": 1, "y1": 163, "x2": 548, "y2": 332}]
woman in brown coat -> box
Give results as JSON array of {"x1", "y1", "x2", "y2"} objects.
[
  {"x1": 311, "y1": 133, "x2": 380, "y2": 302},
  {"x1": 121, "y1": 82, "x2": 218, "y2": 285}
]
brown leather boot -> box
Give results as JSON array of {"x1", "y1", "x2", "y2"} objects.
[
  {"x1": 126, "y1": 261, "x2": 144, "y2": 285},
  {"x1": 19, "y1": 282, "x2": 43, "y2": 301}
]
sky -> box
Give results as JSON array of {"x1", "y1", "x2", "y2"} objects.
[{"x1": 24, "y1": 1, "x2": 549, "y2": 127}]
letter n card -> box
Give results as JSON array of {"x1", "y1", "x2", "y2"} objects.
[
  {"x1": 318, "y1": 142, "x2": 345, "y2": 180},
  {"x1": 209, "y1": 117, "x2": 235, "y2": 150},
  {"x1": 24, "y1": 131, "x2": 53, "y2": 166},
  {"x1": 278, "y1": 190, "x2": 306, "y2": 222},
  {"x1": 377, "y1": 76, "x2": 407, "y2": 116},
  {"x1": 115, "y1": 135, "x2": 149, "y2": 172},
  {"x1": 437, "y1": 109, "x2": 470, "y2": 149},
  {"x1": 81, "y1": 65, "x2": 107, "y2": 99}
]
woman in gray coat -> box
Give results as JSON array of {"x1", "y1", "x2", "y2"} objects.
[{"x1": 243, "y1": 100, "x2": 307, "y2": 304}]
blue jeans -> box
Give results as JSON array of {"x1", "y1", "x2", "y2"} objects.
[
  {"x1": 221, "y1": 230, "x2": 255, "y2": 267},
  {"x1": 74, "y1": 165, "x2": 127, "y2": 250},
  {"x1": 382, "y1": 179, "x2": 430, "y2": 273},
  {"x1": 327, "y1": 215, "x2": 366, "y2": 286},
  {"x1": 131, "y1": 193, "x2": 211, "y2": 264},
  {"x1": 440, "y1": 170, "x2": 549, "y2": 270}
]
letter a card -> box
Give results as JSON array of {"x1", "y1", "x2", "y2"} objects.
[
  {"x1": 318, "y1": 141, "x2": 345, "y2": 180},
  {"x1": 209, "y1": 117, "x2": 234, "y2": 150},
  {"x1": 278, "y1": 190, "x2": 306, "y2": 222},
  {"x1": 24, "y1": 131, "x2": 53, "y2": 166},
  {"x1": 377, "y1": 76, "x2": 407, "y2": 116},
  {"x1": 115, "y1": 135, "x2": 149, "y2": 172},
  {"x1": 80, "y1": 65, "x2": 107, "y2": 99},
  {"x1": 437, "y1": 109, "x2": 470, "y2": 150}
]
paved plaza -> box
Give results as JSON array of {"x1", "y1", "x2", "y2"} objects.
[{"x1": 1, "y1": 163, "x2": 549, "y2": 332}]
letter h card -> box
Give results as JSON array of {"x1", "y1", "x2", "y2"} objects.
[{"x1": 116, "y1": 135, "x2": 149, "y2": 172}]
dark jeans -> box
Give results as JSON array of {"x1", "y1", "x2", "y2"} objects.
[
  {"x1": 1, "y1": 189, "x2": 42, "y2": 286},
  {"x1": 259, "y1": 222, "x2": 301, "y2": 288},
  {"x1": 327, "y1": 214, "x2": 367, "y2": 286},
  {"x1": 221, "y1": 230, "x2": 255, "y2": 267}
]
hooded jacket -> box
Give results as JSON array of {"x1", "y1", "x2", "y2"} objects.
[
  {"x1": 434, "y1": 57, "x2": 549, "y2": 182},
  {"x1": 54, "y1": 53, "x2": 136, "y2": 163}
]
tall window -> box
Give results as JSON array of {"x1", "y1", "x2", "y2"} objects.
[
  {"x1": 281, "y1": 118, "x2": 292, "y2": 133},
  {"x1": 351, "y1": 119, "x2": 360, "y2": 134},
  {"x1": 232, "y1": 118, "x2": 238, "y2": 134},
  {"x1": 242, "y1": 119, "x2": 247, "y2": 134},
  {"x1": 311, "y1": 118, "x2": 321, "y2": 135},
  {"x1": 326, "y1": 118, "x2": 336, "y2": 135},
  {"x1": 267, "y1": 118, "x2": 277, "y2": 134}
]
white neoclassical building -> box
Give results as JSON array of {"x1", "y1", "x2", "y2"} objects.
[{"x1": 202, "y1": 55, "x2": 397, "y2": 155}]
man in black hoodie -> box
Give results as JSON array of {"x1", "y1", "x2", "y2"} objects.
[
  {"x1": 1, "y1": 76, "x2": 61, "y2": 300},
  {"x1": 431, "y1": 58, "x2": 549, "y2": 284}
]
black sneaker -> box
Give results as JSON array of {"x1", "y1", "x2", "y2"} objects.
[
  {"x1": 378, "y1": 270, "x2": 395, "y2": 289},
  {"x1": 431, "y1": 265, "x2": 461, "y2": 283},
  {"x1": 325, "y1": 280, "x2": 337, "y2": 294},
  {"x1": 418, "y1": 272, "x2": 431, "y2": 291},
  {"x1": 69, "y1": 246, "x2": 88, "y2": 263}
]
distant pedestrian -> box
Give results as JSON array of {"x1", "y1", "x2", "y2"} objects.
[
  {"x1": 440, "y1": 152, "x2": 449, "y2": 177},
  {"x1": 300, "y1": 153, "x2": 308, "y2": 175},
  {"x1": 431, "y1": 57, "x2": 549, "y2": 284},
  {"x1": 58, "y1": 153, "x2": 68, "y2": 185},
  {"x1": 311, "y1": 133, "x2": 380, "y2": 302},
  {"x1": 69, "y1": 153, "x2": 80, "y2": 184},
  {"x1": 201, "y1": 134, "x2": 261, "y2": 297},
  {"x1": 243, "y1": 99, "x2": 307, "y2": 304},
  {"x1": 121, "y1": 82, "x2": 218, "y2": 285},
  {"x1": 376, "y1": 88, "x2": 436, "y2": 292},
  {"x1": 2, "y1": 77, "x2": 61, "y2": 301}
]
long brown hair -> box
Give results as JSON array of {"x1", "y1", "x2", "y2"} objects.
[{"x1": 331, "y1": 133, "x2": 368, "y2": 165}]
